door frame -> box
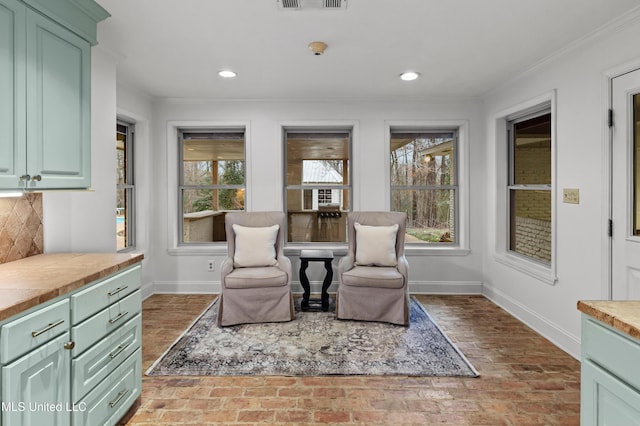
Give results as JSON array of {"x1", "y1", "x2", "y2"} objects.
[{"x1": 604, "y1": 60, "x2": 640, "y2": 300}]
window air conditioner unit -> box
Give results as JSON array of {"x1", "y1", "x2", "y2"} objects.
[{"x1": 278, "y1": 0, "x2": 347, "y2": 10}]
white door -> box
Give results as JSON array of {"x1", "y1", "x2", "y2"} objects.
[{"x1": 611, "y1": 68, "x2": 640, "y2": 299}]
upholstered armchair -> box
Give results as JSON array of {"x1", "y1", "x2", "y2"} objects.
[
  {"x1": 337, "y1": 211, "x2": 409, "y2": 325},
  {"x1": 218, "y1": 211, "x2": 294, "y2": 326}
]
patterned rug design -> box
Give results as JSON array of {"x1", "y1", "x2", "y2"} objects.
[{"x1": 146, "y1": 297, "x2": 479, "y2": 377}]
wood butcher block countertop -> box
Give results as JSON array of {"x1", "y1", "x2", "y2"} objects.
[
  {"x1": 578, "y1": 300, "x2": 640, "y2": 340},
  {"x1": 0, "y1": 253, "x2": 144, "y2": 322}
]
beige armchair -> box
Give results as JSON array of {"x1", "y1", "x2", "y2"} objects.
[
  {"x1": 218, "y1": 211, "x2": 294, "y2": 326},
  {"x1": 337, "y1": 211, "x2": 409, "y2": 325}
]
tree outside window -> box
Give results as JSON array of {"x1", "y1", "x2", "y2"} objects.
[{"x1": 390, "y1": 130, "x2": 457, "y2": 244}]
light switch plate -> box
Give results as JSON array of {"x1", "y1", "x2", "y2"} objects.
[{"x1": 563, "y1": 188, "x2": 580, "y2": 204}]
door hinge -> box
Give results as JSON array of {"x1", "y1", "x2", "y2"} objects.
[
  {"x1": 608, "y1": 219, "x2": 613, "y2": 237},
  {"x1": 608, "y1": 109, "x2": 614, "y2": 128}
]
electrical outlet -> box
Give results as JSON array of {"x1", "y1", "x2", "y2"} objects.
[
  {"x1": 207, "y1": 260, "x2": 215, "y2": 272},
  {"x1": 563, "y1": 188, "x2": 580, "y2": 204}
]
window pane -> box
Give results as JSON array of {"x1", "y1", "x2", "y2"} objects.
[
  {"x1": 286, "y1": 189, "x2": 349, "y2": 242},
  {"x1": 509, "y1": 189, "x2": 551, "y2": 264},
  {"x1": 116, "y1": 130, "x2": 126, "y2": 185},
  {"x1": 182, "y1": 189, "x2": 240, "y2": 243},
  {"x1": 182, "y1": 138, "x2": 245, "y2": 186},
  {"x1": 286, "y1": 132, "x2": 350, "y2": 186},
  {"x1": 513, "y1": 113, "x2": 551, "y2": 185},
  {"x1": 116, "y1": 187, "x2": 129, "y2": 250},
  {"x1": 390, "y1": 132, "x2": 455, "y2": 186},
  {"x1": 391, "y1": 189, "x2": 455, "y2": 243}
]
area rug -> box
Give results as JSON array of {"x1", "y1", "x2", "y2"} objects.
[{"x1": 146, "y1": 297, "x2": 479, "y2": 377}]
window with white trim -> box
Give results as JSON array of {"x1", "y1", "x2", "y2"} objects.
[{"x1": 116, "y1": 120, "x2": 135, "y2": 251}]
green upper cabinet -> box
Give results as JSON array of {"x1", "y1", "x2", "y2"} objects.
[
  {"x1": 0, "y1": 0, "x2": 26, "y2": 189},
  {"x1": 0, "y1": 0, "x2": 109, "y2": 190}
]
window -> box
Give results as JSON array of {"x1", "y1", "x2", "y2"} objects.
[
  {"x1": 507, "y1": 109, "x2": 552, "y2": 265},
  {"x1": 116, "y1": 120, "x2": 135, "y2": 251},
  {"x1": 179, "y1": 129, "x2": 245, "y2": 244},
  {"x1": 284, "y1": 129, "x2": 351, "y2": 243},
  {"x1": 390, "y1": 129, "x2": 457, "y2": 244}
]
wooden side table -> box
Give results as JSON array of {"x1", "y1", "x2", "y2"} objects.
[{"x1": 299, "y1": 249, "x2": 334, "y2": 311}]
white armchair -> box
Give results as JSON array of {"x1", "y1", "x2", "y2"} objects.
[
  {"x1": 218, "y1": 211, "x2": 294, "y2": 326},
  {"x1": 337, "y1": 211, "x2": 409, "y2": 325}
]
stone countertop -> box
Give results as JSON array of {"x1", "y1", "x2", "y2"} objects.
[
  {"x1": 577, "y1": 300, "x2": 640, "y2": 340},
  {"x1": 0, "y1": 253, "x2": 144, "y2": 322}
]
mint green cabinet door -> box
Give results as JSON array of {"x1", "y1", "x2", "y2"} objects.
[
  {"x1": 581, "y1": 359, "x2": 640, "y2": 425},
  {"x1": 0, "y1": 0, "x2": 26, "y2": 189},
  {"x1": 25, "y1": 9, "x2": 91, "y2": 189},
  {"x1": 2, "y1": 332, "x2": 72, "y2": 426}
]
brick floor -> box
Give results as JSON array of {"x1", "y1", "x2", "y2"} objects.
[{"x1": 121, "y1": 294, "x2": 581, "y2": 425}]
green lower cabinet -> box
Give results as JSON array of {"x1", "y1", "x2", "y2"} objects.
[
  {"x1": 72, "y1": 348, "x2": 142, "y2": 426},
  {"x1": 580, "y1": 315, "x2": 640, "y2": 425},
  {"x1": 581, "y1": 360, "x2": 640, "y2": 425},
  {"x1": 72, "y1": 313, "x2": 142, "y2": 401},
  {"x1": 2, "y1": 332, "x2": 72, "y2": 426}
]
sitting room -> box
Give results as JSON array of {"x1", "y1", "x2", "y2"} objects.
[{"x1": 2, "y1": 0, "x2": 640, "y2": 425}]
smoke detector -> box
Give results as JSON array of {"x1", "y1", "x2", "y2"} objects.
[
  {"x1": 308, "y1": 41, "x2": 327, "y2": 56},
  {"x1": 278, "y1": 0, "x2": 347, "y2": 10}
]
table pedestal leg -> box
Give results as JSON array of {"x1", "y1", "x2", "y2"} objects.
[
  {"x1": 300, "y1": 259, "x2": 310, "y2": 311},
  {"x1": 321, "y1": 259, "x2": 333, "y2": 312}
]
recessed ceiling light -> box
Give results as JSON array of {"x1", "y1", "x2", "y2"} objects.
[
  {"x1": 400, "y1": 71, "x2": 420, "y2": 81},
  {"x1": 218, "y1": 70, "x2": 237, "y2": 78}
]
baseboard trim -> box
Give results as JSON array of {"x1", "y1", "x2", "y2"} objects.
[
  {"x1": 410, "y1": 281, "x2": 483, "y2": 295},
  {"x1": 145, "y1": 280, "x2": 483, "y2": 297},
  {"x1": 482, "y1": 283, "x2": 580, "y2": 360},
  {"x1": 152, "y1": 281, "x2": 221, "y2": 295}
]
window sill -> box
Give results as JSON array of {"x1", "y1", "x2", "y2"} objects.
[
  {"x1": 167, "y1": 245, "x2": 228, "y2": 256},
  {"x1": 405, "y1": 246, "x2": 471, "y2": 256},
  {"x1": 283, "y1": 244, "x2": 470, "y2": 257},
  {"x1": 284, "y1": 244, "x2": 348, "y2": 257},
  {"x1": 495, "y1": 253, "x2": 557, "y2": 286}
]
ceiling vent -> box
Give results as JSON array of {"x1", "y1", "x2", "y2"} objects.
[{"x1": 278, "y1": 0, "x2": 347, "y2": 10}]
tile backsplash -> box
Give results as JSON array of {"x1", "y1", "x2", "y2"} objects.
[{"x1": 0, "y1": 193, "x2": 43, "y2": 264}]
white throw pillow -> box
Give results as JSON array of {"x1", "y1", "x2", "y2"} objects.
[
  {"x1": 232, "y1": 224, "x2": 279, "y2": 267},
  {"x1": 354, "y1": 222, "x2": 399, "y2": 266}
]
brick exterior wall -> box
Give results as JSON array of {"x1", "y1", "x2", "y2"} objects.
[{"x1": 512, "y1": 143, "x2": 551, "y2": 263}]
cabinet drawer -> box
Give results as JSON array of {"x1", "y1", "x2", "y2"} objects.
[
  {"x1": 71, "y1": 290, "x2": 141, "y2": 357},
  {"x1": 73, "y1": 348, "x2": 142, "y2": 426},
  {"x1": 0, "y1": 298, "x2": 70, "y2": 364},
  {"x1": 582, "y1": 315, "x2": 640, "y2": 392},
  {"x1": 72, "y1": 313, "x2": 141, "y2": 401},
  {"x1": 71, "y1": 265, "x2": 141, "y2": 324}
]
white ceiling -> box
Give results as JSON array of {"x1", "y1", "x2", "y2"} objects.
[{"x1": 96, "y1": 0, "x2": 640, "y2": 100}]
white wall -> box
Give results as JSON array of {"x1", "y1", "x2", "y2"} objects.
[
  {"x1": 482, "y1": 16, "x2": 640, "y2": 359},
  {"x1": 137, "y1": 98, "x2": 486, "y2": 297},
  {"x1": 116, "y1": 84, "x2": 154, "y2": 295},
  {"x1": 44, "y1": 46, "x2": 117, "y2": 253}
]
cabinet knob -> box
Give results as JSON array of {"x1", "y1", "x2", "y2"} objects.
[
  {"x1": 64, "y1": 341, "x2": 75, "y2": 350},
  {"x1": 31, "y1": 175, "x2": 42, "y2": 182},
  {"x1": 19, "y1": 174, "x2": 31, "y2": 182}
]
